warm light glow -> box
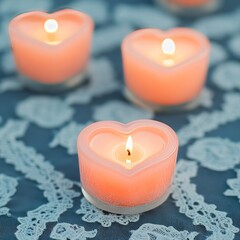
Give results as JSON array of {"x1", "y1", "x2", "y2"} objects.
[
  {"x1": 125, "y1": 136, "x2": 133, "y2": 164},
  {"x1": 44, "y1": 19, "x2": 58, "y2": 34},
  {"x1": 162, "y1": 38, "x2": 175, "y2": 55}
]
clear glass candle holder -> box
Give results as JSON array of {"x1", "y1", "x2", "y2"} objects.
[
  {"x1": 122, "y1": 28, "x2": 210, "y2": 112},
  {"x1": 9, "y1": 9, "x2": 94, "y2": 92},
  {"x1": 77, "y1": 120, "x2": 178, "y2": 214}
]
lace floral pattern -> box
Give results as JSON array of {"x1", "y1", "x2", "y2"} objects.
[
  {"x1": 76, "y1": 198, "x2": 140, "y2": 227},
  {"x1": 65, "y1": 58, "x2": 119, "y2": 105},
  {"x1": 0, "y1": 119, "x2": 28, "y2": 140},
  {"x1": 130, "y1": 224, "x2": 198, "y2": 240},
  {"x1": 172, "y1": 160, "x2": 239, "y2": 239},
  {"x1": 93, "y1": 100, "x2": 154, "y2": 123},
  {"x1": 178, "y1": 111, "x2": 224, "y2": 146},
  {"x1": 0, "y1": 174, "x2": 18, "y2": 216},
  {"x1": 228, "y1": 34, "x2": 240, "y2": 58},
  {"x1": 193, "y1": 9, "x2": 240, "y2": 39},
  {"x1": 50, "y1": 122, "x2": 91, "y2": 154},
  {"x1": 16, "y1": 97, "x2": 74, "y2": 128},
  {"x1": 93, "y1": 24, "x2": 133, "y2": 55},
  {"x1": 50, "y1": 223, "x2": 97, "y2": 240},
  {"x1": 212, "y1": 61, "x2": 240, "y2": 90},
  {"x1": 0, "y1": 1, "x2": 239, "y2": 239},
  {"x1": 178, "y1": 93, "x2": 240, "y2": 146},
  {"x1": 0, "y1": 120, "x2": 80, "y2": 240},
  {"x1": 114, "y1": 4, "x2": 178, "y2": 29},
  {"x1": 224, "y1": 169, "x2": 240, "y2": 204},
  {"x1": 17, "y1": 203, "x2": 70, "y2": 240},
  {"x1": 187, "y1": 138, "x2": 240, "y2": 171},
  {"x1": 0, "y1": 78, "x2": 23, "y2": 93},
  {"x1": 195, "y1": 88, "x2": 214, "y2": 109},
  {"x1": 222, "y1": 92, "x2": 240, "y2": 120},
  {"x1": 0, "y1": 207, "x2": 9, "y2": 216}
]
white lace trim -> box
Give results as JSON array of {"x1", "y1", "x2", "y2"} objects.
[
  {"x1": 172, "y1": 160, "x2": 239, "y2": 239},
  {"x1": 0, "y1": 207, "x2": 9, "y2": 216},
  {"x1": 224, "y1": 169, "x2": 240, "y2": 204},
  {"x1": 114, "y1": 4, "x2": 178, "y2": 29},
  {"x1": 50, "y1": 121, "x2": 91, "y2": 155},
  {"x1": 0, "y1": 78, "x2": 23, "y2": 93},
  {"x1": 178, "y1": 93, "x2": 240, "y2": 146},
  {"x1": 76, "y1": 198, "x2": 140, "y2": 227},
  {"x1": 212, "y1": 61, "x2": 240, "y2": 90},
  {"x1": 187, "y1": 137, "x2": 240, "y2": 171},
  {"x1": 0, "y1": 119, "x2": 28, "y2": 141},
  {"x1": 193, "y1": 9, "x2": 240, "y2": 39},
  {"x1": 50, "y1": 223, "x2": 97, "y2": 240},
  {"x1": 130, "y1": 223, "x2": 198, "y2": 240},
  {"x1": 16, "y1": 96, "x2": 74, "y2": 128},
  {"x1": 196, "y1": 88, "x2": 214, "y2": 109},
  {"x1": 65, "y1": 58, "x2": 119, "y2": 105},
  {"x1": 93, "y1": 24, "x2": 133, "y2": 55},
  {"x1": 93, "y1": 100, "x2": 154, "y2": 123},
  {"x1": 0, "y1": 174, "x2": 18, "y2": 216},
  {"x1": 0, "y1": 120, "x2": 80, "y2": 240}
]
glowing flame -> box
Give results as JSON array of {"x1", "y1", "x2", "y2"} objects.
[
  {"x1": 162, "y1": 38, "x2": 175, "y2": 55},
  {"x1": 125, "y1": 136, "x2": 133, "y2": 164},
  {"x1": 44, "y1": 19, "x2": 58, "y2": 34}
]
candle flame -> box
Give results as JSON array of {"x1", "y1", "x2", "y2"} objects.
[
  {"x1": 44, "y1": 19, "x2": 58, "y2": 34},
  {"x1": 125, "y1": 136, "x2": 133, "y2": 164},
  {"x1": 162, "y1": 38, "x2": 175, "y2": 56}
]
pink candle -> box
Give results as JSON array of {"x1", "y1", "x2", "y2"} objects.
[
  {"x1": 77, "y1": 120, "x2": 178, "y2": 214},
  {"x1": 122, "y1": 28, "x2": 210, "y2": 111},
  {"x1": 9, "y1": 9, "x2": 94, "y2": 91}
]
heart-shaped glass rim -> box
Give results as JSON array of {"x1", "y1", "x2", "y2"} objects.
[
  {"x1": 9, "y1": 9, "x2": 94, "y2": 49},
  {"x1": 78, "y1": 119, "x2": 178, "y2": 176},
  {"x1": 122, "y1": 28, "x2": 210, "y2": 71}
]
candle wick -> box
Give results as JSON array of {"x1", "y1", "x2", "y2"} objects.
[{"x1": 127, "y1": 149, "x2": 131, "y2": 156}]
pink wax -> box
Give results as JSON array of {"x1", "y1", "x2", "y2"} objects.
[
  {"x1": 122, "y1": 28, "x2": 210, "y2": 107},
  {"x1": 77, "y1": 120, "x2": 178, "y2": 214},
  {"x1": 9, "y1": 9, "x2": 94, "y2": 84}
]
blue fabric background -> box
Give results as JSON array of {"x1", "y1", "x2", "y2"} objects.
[{"x1": 0, "y1": 0, "x2": 240, "y2": 239}]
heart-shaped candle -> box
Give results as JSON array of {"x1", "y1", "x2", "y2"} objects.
[
  {"x1": 77, "y1": 120, "x2": 178, "y2": 214},
  {"x1": 122, "y1": 28, "x2": 210, "y2": 110},
  {"x1": 9, "y1": 9, "x2": 94, "y2": 91}
]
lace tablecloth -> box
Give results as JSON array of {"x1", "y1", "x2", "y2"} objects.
[{"x1": 0, "y1": 0, "x2": 240, "y2": 239}]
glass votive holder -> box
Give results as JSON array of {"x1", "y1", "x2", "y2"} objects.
[{"x1": 9, "y1": 9, "x2": 94, "y2": 92}]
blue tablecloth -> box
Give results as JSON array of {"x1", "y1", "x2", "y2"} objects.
[{"x1": 0, "y1": 0, "x2": 240, "y2": 239}]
